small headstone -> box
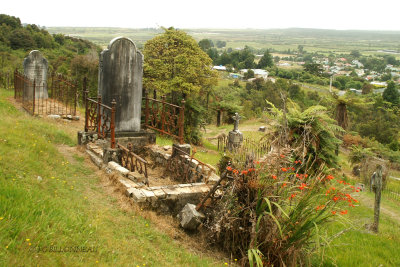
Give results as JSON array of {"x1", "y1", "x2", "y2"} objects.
[
  {"x1": 23, "y1": 50, "x2": 48, "y2": 99},
  {"x1": 258, "y1": 126, "x2": 266, "y2": 132},
  {"x1": 99, "y1": 37, "x2": 143, "y2": 133},
  {"x1": 227, "y1": 112, "x2": 243, "y2": 151},
  {"x1": 179, "y1": 203, "x2": 205, "y2": 230}
]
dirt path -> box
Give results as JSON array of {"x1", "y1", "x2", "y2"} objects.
[{"x1": 357, "y1": 192, "x2": 400, "y2": 223}]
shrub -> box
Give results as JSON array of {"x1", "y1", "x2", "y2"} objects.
[{"x1": 206, "y1": 151, "x2": 358, "y2": 266}]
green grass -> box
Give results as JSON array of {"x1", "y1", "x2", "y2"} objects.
[
  {"x1": 319, "y1": 197, "x2": 400, "y2": 266},
  {"x1": 0, "y1": 89, "x2": 224, "y2": 266},
  {"x1": 155, "y1": 134, "x2": 174, "y2": 147}
]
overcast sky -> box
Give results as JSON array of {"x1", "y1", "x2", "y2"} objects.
[{"x1": 2, "y1": 0, "x2": 400, "y2": 31}]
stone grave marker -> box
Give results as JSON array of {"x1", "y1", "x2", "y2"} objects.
[
  {"x1": 227, "y1": 112, "x2": 243, "y2": 151},
  {"x1": 99, "y1": 37, "x2": 143, "y2": 133},
  {"x1": 23, "y1": 50, "x2": 48, "y2": 99}
]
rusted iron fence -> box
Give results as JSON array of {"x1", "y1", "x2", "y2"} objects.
[
  {"x1": 14, "y1": 69, "x2": 78, "y2": 116},
  {"x1": 217, "y1": 135, "x2": 270, "y2": 160},
  {"x1": 118, "y1": 143, "x2": 149, "y2": 186},
  {"x1": 84, "y1": 90, "x2": 116, "y2": 148},
  {"x1": 167, "y1": 146, "x2": 217, "y2": 184},
  {"x1": 143, "y1": 92, "x2": 185, "y2": 144}
]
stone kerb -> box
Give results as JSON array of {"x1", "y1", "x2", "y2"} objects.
[
  {"x1": 23, "y1": 50, "x2": 49, "y2": 99},
  {"x1": 98, "y1": 37, "x2": 143, "y2": 133}
]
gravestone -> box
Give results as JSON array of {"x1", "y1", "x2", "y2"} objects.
[
  {"x1": 227, "y1": 112, "x2": 243, "y2": 151},
  {"x1": 99, "y1": 37, "x2": 143, "y2": 133},
  {"x1": 23, "y1": 50, "x2": 48, "y2": 99}
]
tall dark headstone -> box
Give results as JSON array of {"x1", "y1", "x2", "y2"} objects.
[
  {"x1": 99, "y1": 37, "x2": 143, "y2": 133},
  {"x1": 23, "y1": 50, "x2": 48, "y2": 99}
]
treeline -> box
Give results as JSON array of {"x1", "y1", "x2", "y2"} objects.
[
  {"x1": 198, "y1": 39, "x2": 274, "y2": 70},
  {"x1": 0, "y1": 14, "x2": 100, "y2": 96}
]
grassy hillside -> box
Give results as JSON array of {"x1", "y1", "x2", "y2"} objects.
[{"x1": 0, "y1": 88, "x2": 224, "y2": 267}]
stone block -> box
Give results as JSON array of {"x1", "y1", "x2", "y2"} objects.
[
  {"x1": 140, "y1": 189, "x2": 156, "y2": 201},
  {"x1": 172, "y1": 143, "x2": 191, "y2": 158},
  {"x1": 179, "y1": 203, "x2": 205, "y2": 230},
  {"x1": 162, "y1": 186, "x2": 183, "y2": 200},
  {"x1": 48, "y1": 114, "x2": 61, "y2": 119},
  {"x1": 86, "y1": 150, "x2": 103, "y2": 169},
  {"x1": 129, "y1": 188, "x2": 147, "y2": 202},
  {"x1": 151, "y1": 189, "x2": 167, "y2": 199},
  {"x1": 107, "y1": 161, "x2": 129, "y2": 176}
]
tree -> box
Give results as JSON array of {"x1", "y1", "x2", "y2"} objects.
[
  {"x1": 198, "y1": 39, "x2": 214, "y2": 51},
  {"x1": 243, "y1": 69, "x2": 254, "y2": 79},
  {"x1": 304, "y1": 63, "x2": 323, "y2": 76},
  {"x1": 382, "y1": 81, "x2": 399, "y2": 105},
  {"x1": 216, "y1": 40, "x2": 226, "y2": 48},
  {"x1": 143, "y1": 27, "x2": 218, "y2": 96},
  {"x1": 257, "y1": 50, "x2": 273, "y2": 68},
  {"x1": 362, "y1": 83, "x2": 373, "y2": 95},
  {"x1": 350, "y1": 50, "x2": 361, "y2": 58},
  {"x1": 9, "y1": 28, "x2": 35, "y2": 49},
  {"x1": 143, "y1": 27, "x2": 218, "y2": 144},
  {"x1": 297, "y1": 45, "x2": 304, "y2": 54}
]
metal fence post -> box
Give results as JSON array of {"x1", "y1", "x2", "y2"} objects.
[
  {"x1": 144, "y1": 90, "x2": 149, "y2": 129},
  {"x1": 14, "y1": 69, "x2": 17, "y2": 99},
  {"x1": 179, "y1": 99, "x2": 185, "y2": 144},
  {"x1": 111, "y1": 99, "x2": 116, "y2": 149},
  {"x1": 97, "y1": 94, "x2": 101, "y2": 137},
  {"x1": 161, "y1": 95, "x2": 166, "y2": 134},
  {"x1": 84, "y1": 90, "x2": 89, "y2": 132}
]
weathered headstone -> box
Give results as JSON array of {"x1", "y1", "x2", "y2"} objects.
[
  {"x1": 23, "y1": 50, "x2": 48, "y2": 99},
  {"x1": 227, "y1": 112, "x2": 243, "y2": 151},
  {"x1": 99, "y1": 37, "x2": 143, "y2": 133}
]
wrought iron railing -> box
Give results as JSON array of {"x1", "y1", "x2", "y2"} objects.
[
  {"x1": 14, "y1": 69, "x2": 78, "y2": 116},
  {"x1": 143, "y1": 92, "x2": 185, "y2": 144},
  {"x1": 167, "y1": 147, "x2": 217, "y2": 184},
  {"x1": 217, "y1": 135, "x2": 270, "y2": 160},
  {"x1": 84, "y1": 91, "x2": 116, "y2": 149},
  {"x1": 118, "y1": 143, "x2": 149, "y2": 186}
]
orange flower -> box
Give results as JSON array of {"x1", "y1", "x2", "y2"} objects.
[
  {"x1": 241, "y1": 170, "x2": 248, "y2": 175},
  {"x1": 340, "y1": 210, "x2": 348, "y2": 215},
  {"x1": 281, "y1": 168, "x2": 288, "y2": 172},
  {"x1": 289, "y1": 193, "x2": 296, "y2": 200},
  {"x1": 296, "y1": 173, "x2": 300, "y2": 178},
  {"x1": 304, "y1": 174, "x2": 308, "y2": 178},
  {"x1": 333, "y1": 196, "x2": 339, "y2": 202},
  {"x1": 226, "y1": 166, "x2": 232, "y2": 171},
  {"x1": 326, "y1": 175, "x2": 334, "y2": 180},
  {"x1": 280, "y1": 154, "x2": 285, "y2": 158},
  {"x1": 290, "y1": 167, "x2": 295, "y2": 171},
  {"x1": 281, "y1": 183, "x2": 287, "y2": 188},
  {"x1": 233, "y1": 169, "x2": 239, "y2": 174},
  {"x1": 299, "y1": 183, "x2": 307, "y2": 190},
  {"x1": 272, "y1": 175, "x2": 277, "y2": 180},
  {"x1": 331, "y1": 211, "x2": 337, "y2": 215}
]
